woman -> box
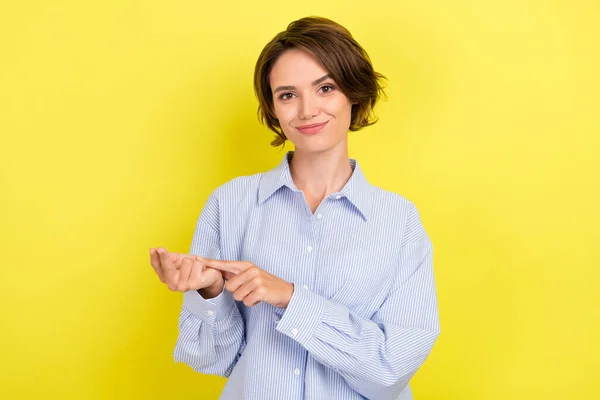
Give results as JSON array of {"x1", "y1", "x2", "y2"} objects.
[{"x1": 150, "y1": 16, "x2": 440, "y2": 400}]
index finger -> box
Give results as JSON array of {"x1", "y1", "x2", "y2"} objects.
[{"x1": 203, "y1": 258, "x2": 249, "y2": 275}]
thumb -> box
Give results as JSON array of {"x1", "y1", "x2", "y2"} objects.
[
  {"x1": 221, "y1": 271, "x2": 236, "y2": 280},
  {"x1": 172, "y1": 253, "x2": 196, "y2": 269}
]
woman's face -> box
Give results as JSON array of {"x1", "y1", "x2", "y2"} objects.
[{"x1": 269, "y1": 49, "x2": 353, "y2": 154}]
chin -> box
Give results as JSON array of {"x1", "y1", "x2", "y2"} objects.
[
  {"x1": 292, "y1": 140, "x2": 343, "y2": 154},
  {"x1": 285, "y1": 127, "x2": 348, "y2": 154}
]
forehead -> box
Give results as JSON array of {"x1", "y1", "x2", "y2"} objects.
[{"x1": 269, "y1": 49, "x2": 329, "y2": 85}]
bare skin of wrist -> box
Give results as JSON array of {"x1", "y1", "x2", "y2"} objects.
[{"x1": 198, "y1": 277, "x2": 225, "y2": 299}]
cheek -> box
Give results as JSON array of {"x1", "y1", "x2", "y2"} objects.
[
  {"x1": 273, "y1": 103, "x2": 294, "y2": 124},
  {"x1": 326, "y1": 97, "x2": 353, "y2": 121},
  {"x1": 273, "y1": 104, "x2": 298, "y2": 138}
]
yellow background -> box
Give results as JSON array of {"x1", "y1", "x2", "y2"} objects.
[{"x1": 1, "y1": 1, "x2": 599, "y2": 399}]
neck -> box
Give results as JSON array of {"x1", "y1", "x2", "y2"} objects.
[{"x1": 289, "y1": 145, "x2": 353, "y2": 197}]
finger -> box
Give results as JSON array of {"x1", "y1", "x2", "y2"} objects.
[
  {"x1": 176, "y1": 258, "x2": 194, "y2": 291},
  {"x1": 204, "y1": 259, "x2": 252, "y2": 274},
  {"x1": 222, "y1": 271, "x2": 236, "y2": 280},
  {"x1": 188, "y1": 258, "x2": 207, "y2": 289},
  {"x1": 173, "y1": 253, "x2": 191, "y2": 269},
  {"x1": 157, "y1": 248, "x2": 178, "y2": 286},
  {"x1": 202, "y1": 258, "x2": 239, "y2": 273},
  {"x1": 149, "y1": 248, "x2": 166, "y2": 283},
  {"x1": 225, "y1": 267, "x2": 260, "y2": 293},
  {"x1": 232, "y1": 277, "x2": 260, "y2": 302},
  {"x1": 242, "y1": 290, "x2": 263, "y2": 307}
]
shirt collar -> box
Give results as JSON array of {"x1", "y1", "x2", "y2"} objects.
[{"x1": 258, "y1": 151, "x2": 372, "y2": 220}]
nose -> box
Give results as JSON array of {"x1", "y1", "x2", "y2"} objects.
[{"x1": 299, "y1": 94, "x2": 319, "y2": 120}]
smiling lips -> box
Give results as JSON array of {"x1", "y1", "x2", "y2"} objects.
[{"x1": 296, "y1": 121, "x2": 329, "y2": 135}]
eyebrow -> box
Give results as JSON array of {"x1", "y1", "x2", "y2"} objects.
[{"x1": 273, "y1": 74, "x2": 331, "y2": 94}]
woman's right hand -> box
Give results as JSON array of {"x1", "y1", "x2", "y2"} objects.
[{"x1": 150, "y1": 247, "x2": 224, "y2": 296}]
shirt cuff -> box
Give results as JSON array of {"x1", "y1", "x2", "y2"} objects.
[
  {"x1": 183, "y1": 286, "x2": 237, "y2": 329},
  {"x1": 275, "y1": 284, "x2": 328, "y2": 346}
]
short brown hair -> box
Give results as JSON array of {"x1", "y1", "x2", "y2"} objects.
[{"x1": 253, "y1": 16, "x2": 386, "y2": 147}]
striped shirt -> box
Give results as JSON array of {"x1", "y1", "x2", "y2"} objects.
[{"x1": 173, "y1": 151, "x2": 440, "y2": 399}]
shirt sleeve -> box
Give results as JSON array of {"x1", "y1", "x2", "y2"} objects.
[
  {"x1": 172, "y1": 191, "x2": 246, "y2": 377},
  {"x1": 275, "y1": 205, "x2": 440, "y2": 399}
]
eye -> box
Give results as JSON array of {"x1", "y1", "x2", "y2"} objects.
[
  {"x1": 279, "y1": 92, "x2": 295, "y2": 100},
  {"x1": 319, "y1": 84, "x2": 335, "y2": 94}
]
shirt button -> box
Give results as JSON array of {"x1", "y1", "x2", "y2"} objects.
[
  {"x1": 207, "y1": 310, "x2": 214, "y2": 316},
  {"x1": 306, "y1": 245, "x2": 313, "y2": 252},
  {"x1": 316, "y1": 213, "x2": 323, "y2": 219},
  {"x1": 291, "y1": 328, "x2": 299, "y2": 336},
  {"x1": 303, "y1": 285, "x2": 309, "y2": 290},
  {"x1": 335, "y1": 195, "x2": 341, "y2": 199},
  {"x1": 294, "y1": 368, "x2": 300, "y2": 375}
]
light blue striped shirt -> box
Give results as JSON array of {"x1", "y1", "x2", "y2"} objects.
[{"x1": 174, "y1": 151, "x2": 440, "y2": 399}]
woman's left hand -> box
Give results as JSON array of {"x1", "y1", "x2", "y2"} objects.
[{"x1": 203, "y1": 259, "x2": 294, "y2": 308}]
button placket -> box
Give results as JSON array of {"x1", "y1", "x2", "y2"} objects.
[{"x1": 306, "y1": 202, "x2": 326, "y2": 300}]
